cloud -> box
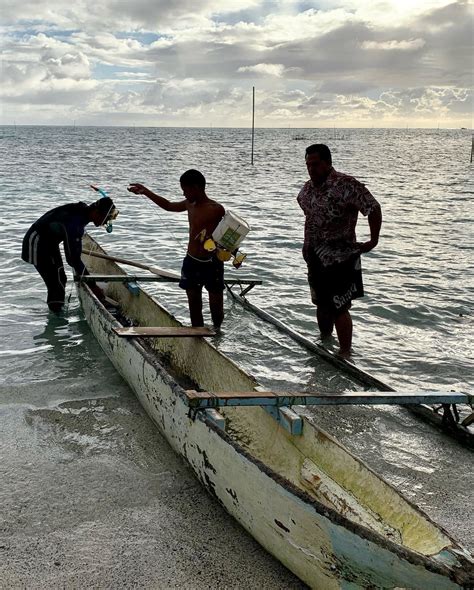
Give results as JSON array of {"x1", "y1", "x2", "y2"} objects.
[
  {"x1": 333, "y1": 0, "x2": 456, "y2": 28},
  {"x1": 237, "y1": 63, "x2": 288, "y2": 77},
  {"x1": 1, "y1": 33, "x2": 95, "y2": 102},
  {"x1": 0, "y1": 0, "x2": 260, "y2": 32},
  {"x1": 1, "y1": 0, "x2": 472, "y2": 126},
  {"x1": 362, "y1": 38, "x2": 426, "y2": 51}
]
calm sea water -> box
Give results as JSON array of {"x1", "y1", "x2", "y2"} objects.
[
  {"x1": 2, "y1": 126, "x2": 472, "y2": 389},
  {"x1": 1, "y1": 126, "x2": 473, "y2": 560}
]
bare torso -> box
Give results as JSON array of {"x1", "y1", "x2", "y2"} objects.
[{"x1": 186, "y1": 198, "x2": 225, "y2": 258}]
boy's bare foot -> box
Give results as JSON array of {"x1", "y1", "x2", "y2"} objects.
[
  {"x1": 320, "y1": 331, "x2": 333, "y2": 340},
  {"x1": 337, "y1": 348, "x2": 352, "y2": 359}
]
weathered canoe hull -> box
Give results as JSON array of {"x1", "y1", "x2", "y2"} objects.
[{"x1": 77, "y1": 238, "x2": 472, "y2": 589}]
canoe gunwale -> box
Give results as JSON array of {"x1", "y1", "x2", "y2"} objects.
[
  {"x1": 198, "y1": 407, "x2": 473, "y2": 583},
  {"x1": 78, "y1": 238, "x2": 474, "y2": 587}
]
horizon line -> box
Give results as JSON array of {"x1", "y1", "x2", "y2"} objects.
[{"x1": 1, "y1": 124, "x2": 472, "y2": 130}]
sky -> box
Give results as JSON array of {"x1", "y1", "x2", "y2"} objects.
[{"x1": 1, "y1": 0, "x2": 472, "y2": 127}]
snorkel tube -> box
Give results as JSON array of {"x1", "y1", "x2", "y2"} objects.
[{"x1": 90, "y1": 185, "x2": 117, "y2": 233}]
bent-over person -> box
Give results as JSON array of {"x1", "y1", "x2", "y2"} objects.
[
  {"x1": 21, "y1": 198, "x2": 118, "y2": 312},
  {"x1": 297, "y1": 144, "x2": 382, "y2": 356}
]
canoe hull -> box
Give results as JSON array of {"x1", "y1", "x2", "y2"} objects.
[
  {"x1": 77, "y1": 287, "x2": 469, "y2": 590},
  {"x1": 77, "y1": 234, "x2": 472, "y2": 588}
]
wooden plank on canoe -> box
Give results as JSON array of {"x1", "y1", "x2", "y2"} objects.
[
  {"x1": 114, "y1": 327, "x2": 215, "y2": 338},
  {"x1": 80, "y1": 274, "x2": 178, "y2": 282},
  {"x1": 82, "y1": 249, "x2": 180, "y2": 279},
  {"x1": 78, "y1": 274, "x2": 262, "y2": 286},
  {"x1": 184, "y1": 389, "x2": 471, "y2": 409},
  {"x1": 82, "y1": 250, "x2": 262, "y2": 290}
]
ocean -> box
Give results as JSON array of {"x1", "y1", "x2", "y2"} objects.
[{"x1": 0, "y1": 126, "x2": 473, "y2": 586}]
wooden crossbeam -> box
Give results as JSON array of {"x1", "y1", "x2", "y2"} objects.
[
  {"x1": 78, "y1": 274, "x2": 262, "y2": 286},
  {"x1": 114, "y1": 327, "x2": 215, "y2": 338},
  {"x1": 184, "y1": 390, "x2": 471, "y2": 409},
  {"x1": 75, "y1": 273, "x2": 176, "y2": 283}
]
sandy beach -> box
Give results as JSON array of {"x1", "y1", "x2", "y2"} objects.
[{"x1": 0, "y1": 378, "x2": 305, "y2": 589}]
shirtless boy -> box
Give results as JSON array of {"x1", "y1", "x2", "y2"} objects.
[{"x1": 128, "y1": 169, "x2": 226, "y2": 328}]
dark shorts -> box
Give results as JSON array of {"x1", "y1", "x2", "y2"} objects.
[
  {"x1": 307, "y1": 253, "x2": 364, "y2": 314},
  {"x1": 179, "y1": 254, "x2": 225, "y2": 293}
]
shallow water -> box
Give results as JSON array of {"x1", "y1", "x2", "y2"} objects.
[{"x1": 0, "y1": 126, "x2": 473, "y2": 582}]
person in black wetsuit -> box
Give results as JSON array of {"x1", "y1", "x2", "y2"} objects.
[{"x1": 21, "y1": 197, "x2": 118, "y2": 312}]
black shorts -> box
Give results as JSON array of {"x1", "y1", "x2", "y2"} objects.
[
  {"x1": 307, "y1": 253, "x2": 364, "y2": 314},
  {"x1": 179, "y1": 254, "x2": 225, "y2": 293}
]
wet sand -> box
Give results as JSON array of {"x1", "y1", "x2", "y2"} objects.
[{"x1": 0, "y1": 383, "x2": 305, "y2": 589}]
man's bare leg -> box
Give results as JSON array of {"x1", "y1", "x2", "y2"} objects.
[
  {"x1": 334, "y1": 309, "x2": 353, "y2": 356},
  {"x1": 316, "y1": 306, "x2": 334, "y2": 339},
  {"x1": 209, "y1": 291, "x2": 224, "y2": 328},
  {"x1": 186, "y1": 288, "x2": 204, "y2": 327}
]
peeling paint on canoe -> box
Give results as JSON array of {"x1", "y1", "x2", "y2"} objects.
[{"x1": 77, "y1": 236, "x2": 474, "y2": 589}]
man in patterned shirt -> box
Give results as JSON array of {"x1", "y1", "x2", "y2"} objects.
[{"x1": 297, "y1": 144, "x2": 382, "y2": 357}]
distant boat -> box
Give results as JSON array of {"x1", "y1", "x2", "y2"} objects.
[{"x1": 292, "y1": 135, "x2": 308, "y2": 141}]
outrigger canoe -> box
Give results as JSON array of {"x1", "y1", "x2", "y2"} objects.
[
  {"x1": 78, "y1": 235, "x2": 473, "y2": 589},
  {"x1": 81, "y1": 245, "x2": 474, "y2": 446}
]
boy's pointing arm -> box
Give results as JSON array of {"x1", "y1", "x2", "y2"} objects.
[{"x1": 128, "y1": 183, "x2": 187, "y2": 212}]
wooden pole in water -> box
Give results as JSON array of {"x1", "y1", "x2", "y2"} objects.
[
  {"x1": 251, "y1": 86, "x2": 255, "y2": 165},
  {"x1": 471, "y1": 134, "x2": 473, "y2": 163}
]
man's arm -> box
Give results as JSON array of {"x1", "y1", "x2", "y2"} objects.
[
  {"x1": 66, "y1": 235, "x2": 107, "y2": 300},
  {"x1": 128, "y1": 183, "x2": 187, "y2": 212},
  {"x1": 359, "y1": 204, "x2": 382, "y2": 253},
  {"x1": 63, "y1": 227, "x2": 87, "y2": 275}
]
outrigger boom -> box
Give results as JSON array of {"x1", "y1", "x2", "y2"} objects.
[
  {"x1": 77, "y1": 274, "x2": 262, "y2": 287},
  {"x1": 225, "y1": 287, "x2": 474, "y2": 447},
  {"x1": 184, "y1": 389, "x2": 472, "y2": 409}
]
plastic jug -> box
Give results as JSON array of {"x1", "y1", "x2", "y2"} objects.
[{"x1": 212, "y1": 210, "x2": 250, "y2": 252}]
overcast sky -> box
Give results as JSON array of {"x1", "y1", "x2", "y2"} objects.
[{"x1": 1, "y1": 0, "x2": 472, "y2": 127}]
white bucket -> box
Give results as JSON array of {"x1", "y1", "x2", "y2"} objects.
[{"x1": 212, "y1": 210, "x2": 250, "y2": 251}]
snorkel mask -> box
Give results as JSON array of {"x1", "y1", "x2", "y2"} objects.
[
  {"x1": 104, "y1": 205, "x2": 119, "y2": 233},
  {"x1": 90, "y1": 185, "x2": 119, "y2": 233}
]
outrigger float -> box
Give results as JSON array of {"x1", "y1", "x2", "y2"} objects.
[{"x1": 78, "y1": 235, "x2": 473, "y2": 589}]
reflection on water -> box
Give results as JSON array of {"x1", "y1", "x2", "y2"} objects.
[{"x1": 33, "y1": 312, "x2": 70, "y2": 349}]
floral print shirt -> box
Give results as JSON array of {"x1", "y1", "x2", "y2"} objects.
[{"x1": 297, "y1": 168, "x2": 380, "y2": 266}]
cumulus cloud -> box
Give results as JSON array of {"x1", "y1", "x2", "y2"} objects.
[
  {"x1": 237, "y1": 63, "x2": 288, "y2": 77},
  {"x1": 1, "y1": 33, "x2": 94, "y2": 102},
  {"x1": 362, "y1": 38, "x2": 426, "y2": 51},
  {"x1": 0, "y1": 0, "x2": 472, "y2": 126}
]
